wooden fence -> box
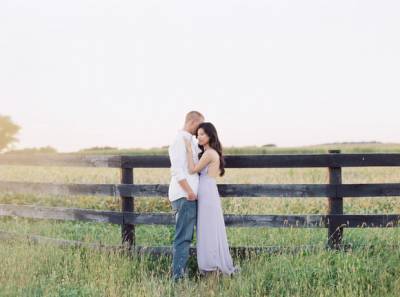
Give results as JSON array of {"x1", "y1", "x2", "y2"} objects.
[{"x1": 1, "y1": 150, "x2": 400, "y2": 255}]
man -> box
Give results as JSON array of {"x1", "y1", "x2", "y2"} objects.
[{"x1": 168, "y1": 110, "x2": 205, "y2": 281}]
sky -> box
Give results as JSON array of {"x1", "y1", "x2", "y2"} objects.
[{"x1": 1, "y1": 0, "x2": 399, "y2": 152}]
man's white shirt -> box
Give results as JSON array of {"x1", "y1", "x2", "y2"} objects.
[{"x1": 168, "y1": 129, "x2": 201, "y2": 202}]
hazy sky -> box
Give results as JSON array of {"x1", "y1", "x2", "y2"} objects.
[{"x1": 1, "y1": 0, "x2": 399, "y2": 152}]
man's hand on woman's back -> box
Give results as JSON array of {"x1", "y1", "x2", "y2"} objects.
[{"x1": 187, "y1": 191, "x2": 197, "y2": 201}]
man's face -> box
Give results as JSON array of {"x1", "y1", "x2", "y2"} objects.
[{"x1": 190, "y1": 117, "x2": 204, "y2": 134}]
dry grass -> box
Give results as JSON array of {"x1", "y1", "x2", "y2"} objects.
[{"x1": 0, "y1": 145, "x2": 400, "y2": 296}]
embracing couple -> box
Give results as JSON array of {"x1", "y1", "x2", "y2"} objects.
[{"x1": 168, "y1": 111, "x2": 240, "y2": 281}]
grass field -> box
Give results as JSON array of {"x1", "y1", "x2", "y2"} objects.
[{"x1": 1, "y1": 143, "x2": 400, "y2": 296}]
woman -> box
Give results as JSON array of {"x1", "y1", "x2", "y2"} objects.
[{"x1": 183, "y1": 122, "x2": 240, "y2": 277}]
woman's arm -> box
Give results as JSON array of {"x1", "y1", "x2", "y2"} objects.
[{"x1": 184, "y1": 138, "x2": 211, "y2": 174}]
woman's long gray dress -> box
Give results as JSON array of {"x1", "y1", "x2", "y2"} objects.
[{"x1": 196, "y1": 164, "x2": 237, "y2": 276}]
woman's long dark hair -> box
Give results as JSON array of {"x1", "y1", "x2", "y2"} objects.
[{"x1": 196, "y1": 122, "x2": 225, "y2": 177}]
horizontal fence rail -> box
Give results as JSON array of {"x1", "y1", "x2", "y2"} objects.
[
  {"x1": 1, "y1": 153, "x2": 400, "y2": 168},
  {"x1": 2, "y1": 230, "x2": 362, "y2": 257},
  {"x1": 1, "y1": 204, "x2": 399, "y2": 228},
  {"x1": 1, "y1": 181, "x2": 400, "y2": 198},
  {"x1": 1, "y1": 151, "x2": 400, "y2": 252}
]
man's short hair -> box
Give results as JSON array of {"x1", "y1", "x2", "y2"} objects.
[{"x1": 185, "y1": 111, "x2": 204, "y2": 123}]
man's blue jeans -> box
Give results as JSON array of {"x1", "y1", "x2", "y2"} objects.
[{"x1": 171, "y1": 197, "x2": 197, "y2": 280}]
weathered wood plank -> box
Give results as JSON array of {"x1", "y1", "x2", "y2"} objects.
[
  {"x1": 0, "y1": 231, "x2": 334, "y2": 257},
  {"x1": 0, "y1": 181, "x2": 339, "y2": 197},
  {"x1": 2, "y1": 181, "x2": 400, "y2": 198},
  {"x1": 4, "y1": 230, "x2": 400, "y2": 257},
  {"x1": 0, "y1": 204, "x2": 324, "y2": 227},
  {"x1": 121, "y1": 154, "x2": 400, "y2": 168},
  {"x1": 95, "y1": 212, "x2": 392, "y2": 227},
  {"x1": 1, "y1": 204, "x2": 399, "y2": 228},
  {"x1": 0, "y1": 154, "x2": 121, "y2": 168},
  {"x1": 0, "y1": 230, "x2": 124, "y2": 251},
  {"x1": 0, "y1": 181, "x2": 116, "y2": 196},
  {"x1": 120, "y1": 167, "x2": 135, "y2": 247},
  {"x1": 215, "y1": 184, "x2": 334, "y2": 198},
  {"x1": 328, "y1": 214, "x2": 400, "y2": 227},
  {"x1": 0, "y1": 204, "x2": 122, "y2": 224},
  {"x1": 338, "y1": 184, "x2": 400, "y2": 197},
  {"x1": 118, "y1": 184, "x2": 335, "y2": 197},
  {"x1": 221, "y1": 214, "x2": 325, "y2": 227},
  {"x1": 327, "y1": 150, "x2": 344, "y2": 248},
  {"x1": 2, "y1": 153, "x2": 400, "y2": 168},
  {"x1": 120, "y1": 155, "x2": 170, "y2": 168}
]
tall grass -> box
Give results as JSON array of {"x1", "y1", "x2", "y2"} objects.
[
  {"x1": 0, "y1": 144, "x2": 400, "y2": 296},
  {"x1": 1, "y1": 238, "x2": 399, "y2": 297}
]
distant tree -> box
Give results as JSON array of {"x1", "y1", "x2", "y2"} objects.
[
  {"x1": 262, "y1": 144, "x2": 277, "y2": 147},
  {"x1": 78, "y1": 146, "x2": 119, "y2": 152},
  {"x1": 0, "y1": 115, "x2": 21, "y2": 152},
  {"x1": 6, "y1": 146, "x2": 58, "y2": 154}
]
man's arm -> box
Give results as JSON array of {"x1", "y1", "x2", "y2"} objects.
[
  {"x1": 178, "y1": 179, "x2": 196, "y2": 200},
  {"x1": 169, "y1": 136, "x2": 197, "y2": 200}
]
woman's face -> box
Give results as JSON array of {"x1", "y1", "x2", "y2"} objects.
[{"x1": 196, "y1": 128, "x2": 209, "y2": 146}]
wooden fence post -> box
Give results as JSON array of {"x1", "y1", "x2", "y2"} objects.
[
  {"x1": 327, "y1": 149, "x2": 344, "y2": 249},
  {"x1": 121, "y1": 167, "x2": 135, "y2": 249}
]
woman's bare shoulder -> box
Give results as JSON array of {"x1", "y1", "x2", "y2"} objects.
[{"x1": 205, "y1": 148, "x2": 219, "y2": 159}]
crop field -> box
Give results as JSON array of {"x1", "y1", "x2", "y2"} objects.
[{"x1": 1, "y1": 144, "x2": 400, "y2": 296}]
